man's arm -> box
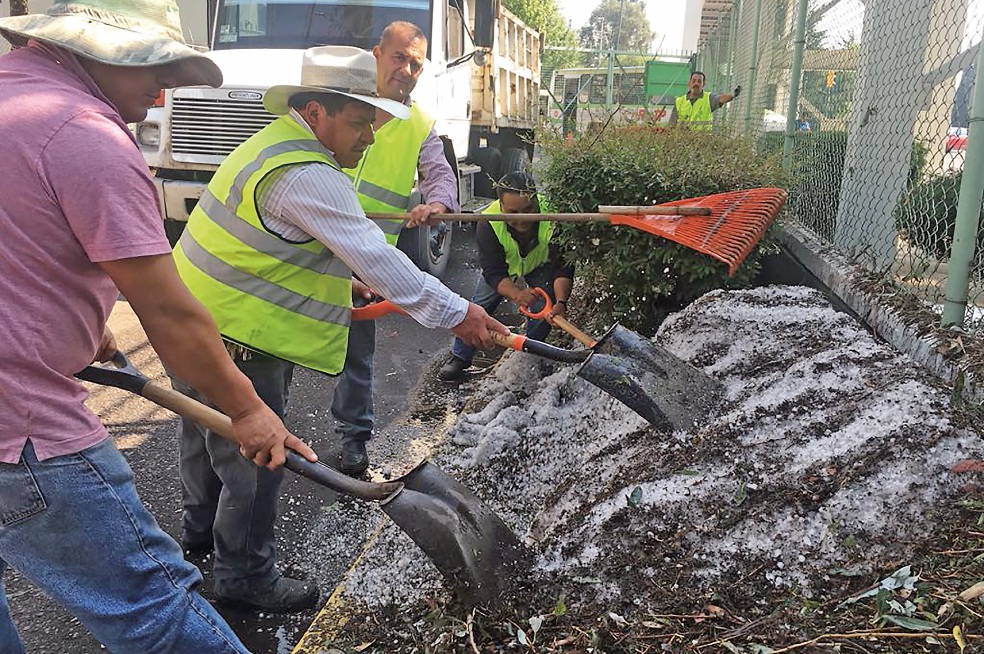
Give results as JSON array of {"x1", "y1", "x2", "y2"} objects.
[
  {"x1": 99, "y1": 254, "x2": 317, "y2": 469},
  {"x1": 267, "y1": 165, "x2": 507, "y2": 347},
  {"x1": 406, "y1": 128, "x2": 459, "y2": 227}
]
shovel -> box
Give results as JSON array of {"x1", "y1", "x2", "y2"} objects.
[
  {"x1": 353, "y1": 299, "x2": 723, "y2": 432},
  {"x1": 75, "y1": 352, "x2": 530, "y2": 607}
]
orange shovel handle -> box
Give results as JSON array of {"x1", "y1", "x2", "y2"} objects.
[{"x1": 351, "y1": 300, "x2": 406, "y2": 321}]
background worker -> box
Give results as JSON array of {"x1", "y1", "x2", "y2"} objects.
[
  {"x1": 0, "y1": 1, "x2": 317, "y2": 651},
  {"x1": 172, "y1": 45, "x2": 507, "y2": 613},
  {"x1": 440, "y1": 172, "x2": 575, "y2": 381},
  {"x1": 335, "y1": 21, "x2": 459, "y2": 476},
  {"x1": 669, "y1": 71, "x2": 741, "y2": 129}
]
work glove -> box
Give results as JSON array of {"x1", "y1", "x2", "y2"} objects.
[{"x1": 733, "y1": 85, "x2": 742, "y2": 98}]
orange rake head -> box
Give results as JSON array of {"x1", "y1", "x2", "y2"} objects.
[{"x1": 606, "y1": 187, "x2": 788, "y2": 276}]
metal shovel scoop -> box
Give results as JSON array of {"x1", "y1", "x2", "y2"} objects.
[
  {"x1": 518, "y1": 289, "x2": 724, "y2": 431},
  {"x1": 76, "y1": 352, "x2": 530, "y2": 606}
]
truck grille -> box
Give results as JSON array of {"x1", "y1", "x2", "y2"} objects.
[{"x1": 170, "y1": 95, "x2": 275, "y2": 164}]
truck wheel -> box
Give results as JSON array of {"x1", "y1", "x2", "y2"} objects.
[
  {"x1": 501, "y1": 147, "x2": 530, "y2": 174},
  {"x1": 470, "y1": 147, "x2": 501, "y2": 198},
  {"x1": 396, "y1": 222, "x2": 452, "y2": 279}
]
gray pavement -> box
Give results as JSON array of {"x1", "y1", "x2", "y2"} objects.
[{"x1": 4, "y1": 225, "x2": 484, "y2": 654}]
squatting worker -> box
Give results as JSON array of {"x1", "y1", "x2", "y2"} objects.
[
  {"x1": 0, "y1": 1, "x2": 318, "y2": 651},
  {"x1": 440, "y1": 171, "x2": 575, "y2": 381},
  {"x1": 171, "y1": 45, "x2": 508, "y2": 613},
  {"x1": 334, "y1": 21, "x2": 460, "y2": 476},
  {"x1": 669, "y1": 71, "x2": 741, "y2": 130}
]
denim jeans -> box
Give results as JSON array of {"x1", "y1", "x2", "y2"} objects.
[
  {"x1": 0, "y1": 440, "x2": 250, "y2": 653},
  {"x1": 331, "y1": 318, "x2": 374, "y2": 443},
  {"x1": 451, "y1": 269, "x2": 555, "y2": 365},
  {"x1": 175, "y1": 351, "x2": 294, "y2": 594}
]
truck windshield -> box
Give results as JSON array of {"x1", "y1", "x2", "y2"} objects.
[{"x1": 214, "y1": 0, "x2": 431, "y2": 51}]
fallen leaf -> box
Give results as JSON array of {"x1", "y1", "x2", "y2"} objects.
[
  {"x1": 958, "y1": 581, "x2": 984, "y2": 602},
  {"x1": 354, "y1": 642, "x2": 375, "y2": 652},
  {"x1": 703, "y1": 604, "x2": 726, "y2": 617},
  {"x1": 954, "y1": 625, "x2": 967, "y2": 653},
  {"x1": 952, "y1": 460, "x2": 984, "y2": 473}
]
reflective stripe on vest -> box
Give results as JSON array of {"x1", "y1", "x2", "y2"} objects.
[
  {"x1": 675, "y1": 92, "x2": 713, "y2": 130},
  {"x1": 486, "y1": 197, "x2": 554, "y2": 278},
  {"x1": 348, "y1": 102, "x2": 435, "y2": 245},
  {"x1": 174, "y1": 116, "x2": 353, "y2": 374}
]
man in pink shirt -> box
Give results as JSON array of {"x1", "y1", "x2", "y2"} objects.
[{"x1": 0, "y1": 1, "x2": 318, "y2": 651}]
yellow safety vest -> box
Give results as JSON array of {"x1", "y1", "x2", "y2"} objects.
[
  {"x1": 675, "y1": 92, "x2": 713, "y2": 130},
  {"x1": 486, "y1": 196, "x2": 554, "y2": 278},
  {"x1": 174, "y1": 116, "x2": 353, "y2": 374},
  {"x1": 347, "y1": 102, "x2": 435, "y2": 245}
]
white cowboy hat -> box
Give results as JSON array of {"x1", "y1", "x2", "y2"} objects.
[
  {"x1": 0, "y1": 0, "x2": 222, "y2": 88},
  {"x1": 264, "y1": 46, "x2": 410, "y2": 119}
]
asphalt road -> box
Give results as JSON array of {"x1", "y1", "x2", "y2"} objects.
[{"x1": 5, "y1": 225, "x2": 485, "y2": 654}]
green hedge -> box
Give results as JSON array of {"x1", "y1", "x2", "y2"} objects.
[
  {"x1": 536, "y1": 126, "x2": 786, "y2": 335},
  {"x1": 895, "y1": 170, "x2": 984, "y2": 272}
]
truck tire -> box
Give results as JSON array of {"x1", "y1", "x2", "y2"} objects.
[
  {"x1": 470, "y1": 146, "x2": 501, "y2": 198},
  {"x1": 397, "y1": 222, "x2": 452, "y2": 279},
  {"x1": 501, "y1": 147, "x2": 530, "y2": 174}
]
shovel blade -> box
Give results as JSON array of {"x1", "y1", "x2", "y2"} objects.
[
  {"x1": 577, "y1": 325, "x2": 723, "y2": 431},
  {"x1": 381, "y1": 461, "x2": 531, "y2": 606}
]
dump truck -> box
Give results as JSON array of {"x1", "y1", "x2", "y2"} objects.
[{"x1": 132, "y1": 0, "x2": 542, "y2": 277}]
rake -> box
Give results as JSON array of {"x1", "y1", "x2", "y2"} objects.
[{"x1": 369, "y1": 187, "x2": 788, "y2": 276}]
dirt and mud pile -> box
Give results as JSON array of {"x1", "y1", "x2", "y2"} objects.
[{"x1": 334, "y1": 285, "x2": 983, "y2": 613}]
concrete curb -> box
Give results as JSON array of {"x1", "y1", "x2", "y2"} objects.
[{"x1": 778, "y1": 223, "x2": 982, "y2": 406}]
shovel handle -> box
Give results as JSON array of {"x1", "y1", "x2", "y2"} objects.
[
  {"x1": 489, "y1": 331, "x2": 590, "y2": 364},
  {"x1": 351, "y1": 299, "x2": 406, "y2": 321},
  {"x1": 518, "y1": 289, "x2": 597, "y2": 348},
  {"x1": 76, "y1": 354, "x2": 403, "y2": 502}
]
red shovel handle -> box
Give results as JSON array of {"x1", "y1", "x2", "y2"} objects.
[
  {"x1": 351, "y1": 300, "x2": 406, "y2": 321},
  {"x1": 519, "y1": 287, "x2": 553, "y2": 320}
]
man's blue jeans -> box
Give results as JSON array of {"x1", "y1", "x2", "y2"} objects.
[
  {"x1": 0, "y1": 440, "x2": 250, "y2": 653},
  {"x1": 331, "y1": 318, "x2": 374, "y2": 443},
  {"x1": 451, "y1": 270, "x2": 554, "y2": 365}
]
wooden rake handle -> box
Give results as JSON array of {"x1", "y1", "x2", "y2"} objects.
[{"x1": 367, "y1": 205, "x2": 711, "y2": 222}]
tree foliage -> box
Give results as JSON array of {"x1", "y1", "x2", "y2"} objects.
[
  {"x1": 502, "y1": 0, "x2": 579, "y2": 76},
  {"x1": 578, "y1": 0, "x2": 653, "y2": 54}
]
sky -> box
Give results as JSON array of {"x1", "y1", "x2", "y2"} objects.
[{"x1": 559, "y1": 0, "x2": 690, "y2": 55}]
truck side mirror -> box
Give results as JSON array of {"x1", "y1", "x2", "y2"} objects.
[{"x1": 473, "y1": 0, "x2": 497, "y2": 48}]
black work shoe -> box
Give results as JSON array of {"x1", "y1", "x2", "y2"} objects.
[
  {"x1": 339, "y1": 439, "x2": 369, "y2": 477},
  {"x1": 214, "y1": 575, "x2": 320, "y2": 613},
  {"x1": 438, "y1": 355, "x2": 468, "y2": 381},
  {"x1": 181, "y1": 535, "x2": 213, "y2": 558}
]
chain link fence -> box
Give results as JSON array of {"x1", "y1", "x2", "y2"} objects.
[{"x1": 698, "y1": 0, "x2": 984, "y2": 333}]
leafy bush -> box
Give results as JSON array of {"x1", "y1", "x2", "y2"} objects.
[
  {"x1": 895, "y1": 170, "x2": 984, "y2": 270},
  {"x1": 789, "y1": 131, "x2": 846, "y2": 241},
  {"x1": 535, "y1": 126, "x2": 786, "y2": 335}
]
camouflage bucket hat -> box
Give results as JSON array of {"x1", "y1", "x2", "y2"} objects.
[{"x1": 0, "y1": 0, "x2": 222, "y2": 87}]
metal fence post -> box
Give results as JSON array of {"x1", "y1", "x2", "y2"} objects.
[
  {"x1": 783, "y1": 0, "x2": 809, "y2": 170},
  {"x1": 743, "y1": 0, "x2": 764, "y2": 136},
  {"x1": 724, "y1": 2, "x2": 739, "y2": 123},
  {"x1": 941, "y1": 38, "x2": 984, "y2": 327}
]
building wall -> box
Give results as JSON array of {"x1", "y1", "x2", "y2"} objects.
[
  {"x1": 682, "y1": 0, "x2": 704, "y2": 54},
  {"x1": 1, "y1": 0, "x2": 210, "y2": 54}
]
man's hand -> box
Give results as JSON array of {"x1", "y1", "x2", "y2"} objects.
[
  {"x1": 547, "y1": 300, "x2": 567, "y2": 320},
  {"x1": 231, "y1": 403, "x2": 318, "y2": 470},
  {"x1": 513, "y1": 288, "x2": 538, "y2": 311},
  {"x1": 352, "y1": 279, "x2": 375, "y2": 304},
  {"x1": 94, "y1": 325, "x2": 118, "y2": 363},
  {"x1": 450, "y1": 302, "x2": 509, "y2": 349},
  {"x1": 733, "y1": 85, "x2": 742, "y2": 98},
  {"x1": 406, "y1": 202, "x2": 448, "y2": 228}
]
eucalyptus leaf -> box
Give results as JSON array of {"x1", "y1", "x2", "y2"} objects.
[
  {"x1": 529, "y1": 616, "x2": 543, "y2": 634},
  {"x1": 628, "y1": 486, "x2": 643, "y2": 507},
  {"x1": 883, "y1": 615, "x2": 938, "y2": 631},
  {"x1": 517, "y1": 627, "x2": 529, "y2": 645}
]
